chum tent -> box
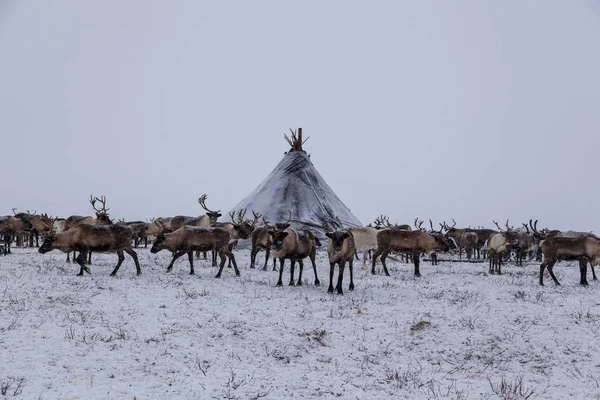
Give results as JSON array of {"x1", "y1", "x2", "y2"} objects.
[{"x1": 227, "y1": 128, "x2": 362, "y2": 238}]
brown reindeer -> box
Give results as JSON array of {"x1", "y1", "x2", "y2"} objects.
[
  {"x1": 211, "y1": 209, "x2": 258, "y2": 267},
  {"x1": 538, "y1": 236, "x2": 600, "y2": 286},
  {"x1": 150, "y1": 222, "x2": 238, "y2": 278},
  {"x1": 38, "y1": 214, "x2": 141, "y2": 276},
  {"x1": 323, "y1": 222, "x2": 356, "y2": 295},
  {"x1": 250, "y1": 212, "x2": 291, "y2": 270},
  {"x1": 269, "y1": 226, "x2": 321, "y2": 287},
  {"x1": 63, "y1": 195, "x2": 113, "y2": 263},
  {"x1": 0, "y1": 209, "x2": 34, "y2": 254},
  {"x1": 372, "y1": 229, "x2": 452, "y2": 277},
  {"x1": 442, "y1": 219, "x2": 478, "y2": 260},
  {"x1": 530, "y1": 219, "x2": 599, "y2": 281}
]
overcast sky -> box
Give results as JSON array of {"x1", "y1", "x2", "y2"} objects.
[{"x1": 1, "y1": 1, "x2": 599, "y2": 231}]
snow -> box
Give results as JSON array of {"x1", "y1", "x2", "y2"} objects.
[{"x1": 2, "y1": 247, "x2": 600, "y2": 399}]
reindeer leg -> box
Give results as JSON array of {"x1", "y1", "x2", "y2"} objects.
[
  {"x1": 187, "y1": 251, "x2": 195, "y2": 275},
  {"x1": 381, "y1": 251, "x2": 391, "y2": 276},
  {"x1": 166, "y1": 250, "x2": 187, "y2": 273},
  {"x1": 66, "y1": 251, "x2": 71, "y2": 263},
  {"x1": 110, "y1": 251, "x2": 125, "y2": 276},
  {"x1": 215, "y1": 250, "x2": 227, "y2": 278},
  {"x1": 371, "y1": 249, "x2": 382, "y2": 274},
  {"x1": 592, "y1": 263, "x2": 598, "y2": 281},
  {"x1": 276, "y1": 259, "x2": 285, "y2": 286},
  {"x1": 272, "y1": 256, "x2": 277, "y2": 271},
  {"x1": 75, "y1": 251, "x2": 90, "y2": 275},
  {"x1": 263, "y1": 248, "x2": 271, "y2": 271},
  {"x1": 289, "y1": 257, "x2": 296, "y2": 286},
  {"x1": 579, "y1": 258, "x2": 589, "y2": 286},
  {"x1": 311, "y1": 253, "x2": 320, "y2": 286},
  {"x1": 250, "y1": 246, "x2": 258, "y2": 269},
  {"x1": 296, "y1": 259, "x2": 304, "y2": 286},
  {"x1": 413, "y1": 252, "x2": 421, "y2": 277},
  {"x1": 361, "y1": 249, "x2": 368, "y2": 270},
  {"x1": 348, "y1": 258, "x2": 355, "y2": 291},
  {"x1": 211, "y1": 249, "x2": 217, "y2": 267},
  {"x1": 336, "y1": 261, "x2": 345, "y2": 295},
  {"x1": 124, "y1": 248, "x2": 142, "y2": 275},
  {"x1": 88, "y1": 251, "x2": 92, "y2": 265},
  {"x1": 328, "y1": 263, "x2": 335, "y2": 293},
  {"x1": 546, "y1": 260, "x2": 560, "y2": 285},
  {"x1": 229, "y1": 251, "x2": 240, "y2": 276}
]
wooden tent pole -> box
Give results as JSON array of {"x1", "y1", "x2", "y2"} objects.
[{"x1": 297, "y1": 127, "x2": 302, "y2": 151}]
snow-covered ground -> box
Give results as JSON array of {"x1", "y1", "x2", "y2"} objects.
[{"x1": 1, "y1": 247, "x2": 599, "y2": 399}]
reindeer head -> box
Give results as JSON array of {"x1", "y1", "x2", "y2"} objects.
[
  {"x1": 198, "y1": 194, "x2": 222, "y2": 223},
  {"x1": 90, "y1": 195, "x2": 112, "y2": 224}
]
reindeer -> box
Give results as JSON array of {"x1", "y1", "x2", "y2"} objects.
[
  {"x1": 537, "y1": 236, "x2": 600, "y2": 286},
  {"x1": 118, "y1": 221, "x2": 149, "y2": 248},
  {"x1": 38, "y1": 214, "x2": 141, "y2": 276},
  {"x1": 138, "y1": 217, "x2": 172, "y2": 247},
  {"x1": 486, "y1": 220, "x2": 518, "y2": 274},
  {"x1": 268, "y1": 225, "x2": 321, "y2": 287},
  {"x1": 63, "y1": 195, "x2": 113, "y2": 264},
  {"x1": 323, "y1": 221, "x2": 356, "y2": 295},
  {"x1": 212, "y1": 209, "x2": 258, "y2": 267},
  {"x1": 0, "y1": 209, "x2": 32, "y2": 254},
  {"x1": 347, "y1": 225, "x2": 379, "y2": 270},
  {"x1": 530, "y1": 219, "x2": 599, "y2": 280},
  {"x1": 250, "y1": 211, "x2": 290, "y2": 270},
  {"x1": 372, "y1": 228, "x2": 453, "y2": 277},
  {"x1": 442, "y1": 219, "x2": 478, "y2": 260},
  {"x1": 150, "y1": 221, "x2": 238, "y2": 278}
]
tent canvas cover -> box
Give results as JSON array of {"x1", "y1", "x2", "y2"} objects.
[{"x1": 227, "y1": 129, "x2": 362, "y2": 238}]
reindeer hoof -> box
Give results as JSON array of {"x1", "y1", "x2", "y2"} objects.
[
  {"x1": 327, "y1": 287, "x2": 334, "y2": 293},
  {"x1": 296, "y1": 281, "x2": 303, "y2": 286},
  {"x1": 235, "y1": 272, "x2": 240, "y2": 277},
  {"x1": 349, "y1": 284, "x2": 355, "y2": 291},
  {"x1": 314, "y1": 281, "x2": 320, "y2": 287},
  {"x1": 250, "y1": 266, "x2": 255, "y2": 269},
  {"x1": 214, "y1": 274, "x2": 221, "y2": 279},
  {"x1": 110, "y1": 272, "x2": 116, "y2": 277},
  {"x1": 415, "y1": 273, "x2": 421, "y2": 277},
  {"x1": 189, "y1": 271, "x2": 195, "y2": 275}
]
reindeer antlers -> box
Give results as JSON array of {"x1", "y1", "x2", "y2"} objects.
[
  {"x1": 250, "y1": 211, "x2": 262, "y2": 226},
  {"x1": 198, "y1": 194, "x2": 220, "y2": 214},
  {"x1": 493, "y1": 219, "x2": 513, "y2": 232},
  {"x1": 40, "y1": 213, "x2": 56, "y2": 232},
  {"x1": 322, "y1": 220, "x2": 331, "y2": 233},
  {"x1": 89, "y1": 195, "x2": 109, "y2": 214},
  {"x1": 374, "y1": 214, "x2": 391, "y2": 228},
  {"x1": 414, "y1": 217, "x2": 424, "y2": 231}
]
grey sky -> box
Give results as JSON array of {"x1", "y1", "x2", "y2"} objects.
[{"x1": 1, "y1": 1, "x2": 599, "y2": 231}]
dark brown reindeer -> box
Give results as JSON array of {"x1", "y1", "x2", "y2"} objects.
[
  {"x1": 538, "y1": 236, "x2": 600, "y2": 286},
  {"x1": 211, "y1": 209, "x2": 258, "y2": 267},
  {"x1": 63, "y1": 195, "x2": 113, "y2": 264},
  {"x1": 442, "y1": 219, "x2": 478, "y2": 260},
  {"x1": 530, "y1": 219, "x2": 599, "y2": 282},
  {"x1": 250, "y1": 211, "x2": 292, "y2": 270},
  {"x1": 323, "y1": 221, "x2": 356, "y2": 295},
  {"x1": 268, "y1": 223, "x2": 321, "y2": 287},
  {"x1": 150, "y1": 220, "x2": 238, "y2": 278},
  {"x1": 371, "y1": 227, "x2": 453, "y2": 277},
  {"x1": 170, "y1": 194, "x2": 222, "y2": 232},
  {"x1": 0, "y1": 209, "x2": 31, "y2": 254},
  {"x1": 38, "y1": 214, "x2": 141, "y2": 276}
]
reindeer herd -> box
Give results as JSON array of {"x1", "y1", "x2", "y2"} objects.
[{"x1": 2, "y1": 195, "x2": 600, "y2": 294}]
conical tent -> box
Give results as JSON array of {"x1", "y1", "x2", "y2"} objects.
[{"x1": 227, "y1": 129, "x2": 362, "y2": 238}]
